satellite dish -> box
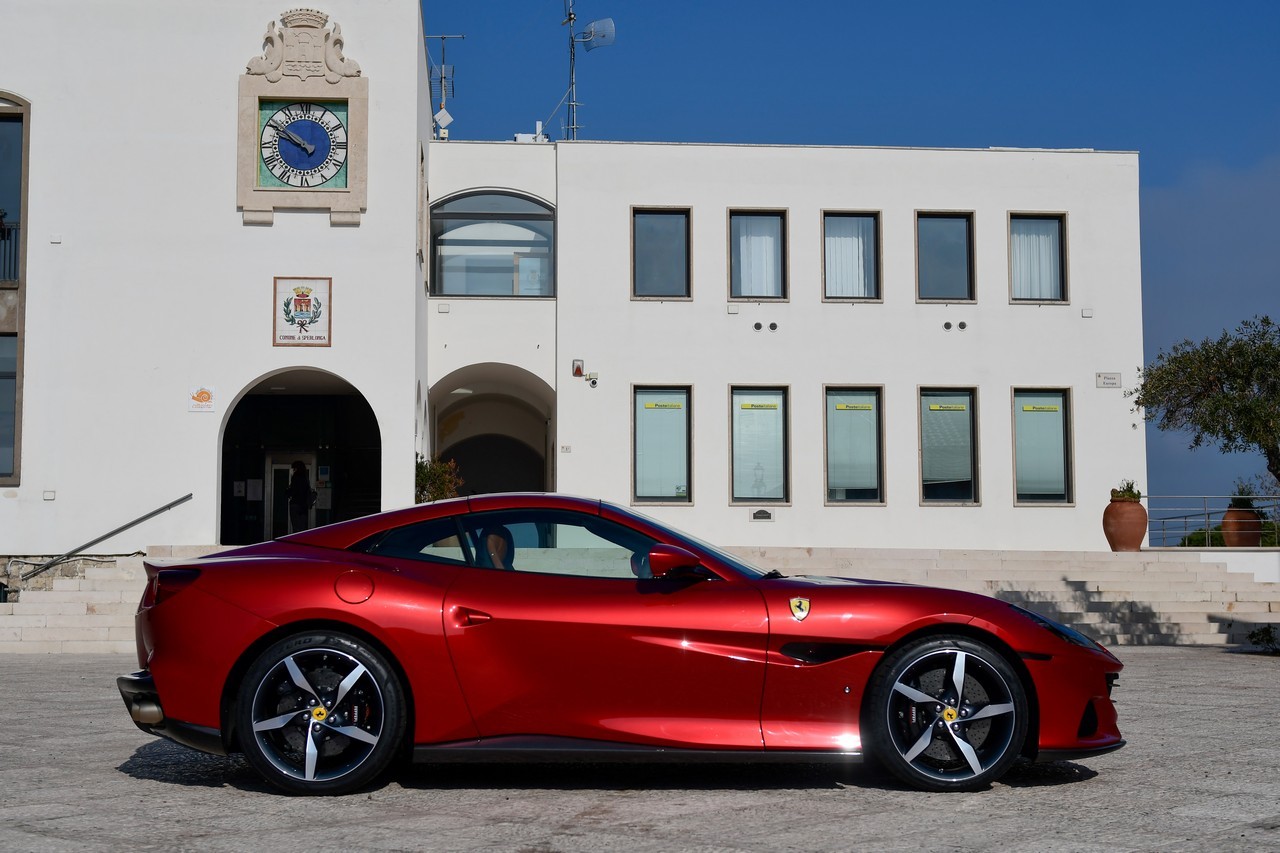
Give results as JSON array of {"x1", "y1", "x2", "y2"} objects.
[
  {"x1": 581, "y1": 18, "x2": 615, "y2": 51},
  {"x1": 434, "y1": 108, "x2": 453, "y2": 129}
]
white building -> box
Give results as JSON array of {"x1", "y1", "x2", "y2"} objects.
[{"x1": 0, "y1": 1, "x2": 1145, "y2": 558}]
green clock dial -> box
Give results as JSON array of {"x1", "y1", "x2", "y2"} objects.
[{"x1": 259, "y1": 101, "x2": 348, "y2": 189}]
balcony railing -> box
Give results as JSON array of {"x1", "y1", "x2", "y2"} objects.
[
  {"x1": 0, "y1": 220, "x2": 19, "y2": 281},
  {"x1": 1146, "y1": 494, "x2": 1279, "y2": 547}
]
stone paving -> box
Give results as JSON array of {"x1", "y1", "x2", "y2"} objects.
[{"x1": 0, "y1": 646, "x2": 1277, "y2": 852}]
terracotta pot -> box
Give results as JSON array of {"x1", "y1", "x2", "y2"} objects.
[
  {"x1": 1102, "y1": 498, "x2": 1147, "y2": 551},
  {"x1": 1221, "y1": 507, "x2": 1263, "y2": 547}
]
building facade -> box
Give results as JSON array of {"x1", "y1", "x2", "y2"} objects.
[{"x1": 0, "y1": 1, "x2": 1145, "y2": 557}]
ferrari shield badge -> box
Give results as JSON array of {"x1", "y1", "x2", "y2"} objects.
[{"x1": 789, "y1": 597, "x2": 811, "y2": 621}]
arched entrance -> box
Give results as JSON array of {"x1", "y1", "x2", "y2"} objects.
[
  {"x1": 430, "y1": 363, "x2": 554, "y2": 495},
  {"x1": 220, "y1": 368, "x2": 381, "y2": 544}
]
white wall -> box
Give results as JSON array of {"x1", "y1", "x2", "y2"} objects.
[
  {"x1": 0, "y1": 1, "x2": 427, "y2": 553},
  {"x1": 428, "y1": 140, "x2": 1146, "y2": 551}
]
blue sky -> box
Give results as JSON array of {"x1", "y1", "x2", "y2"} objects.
[{"x1": 421, "y1": 0, "x2": 1279, "y2": 498}]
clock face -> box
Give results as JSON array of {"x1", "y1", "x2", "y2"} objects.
[{"x1": 259, "y1": 101, "x2": 348, "y2": 189}]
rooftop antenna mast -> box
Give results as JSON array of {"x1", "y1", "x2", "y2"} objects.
[
  {"x1": 563, "y1": 0, "x2": 615, "y2": 140},
  {"x1": 426, "y1": 33, "x2": 464, "y2": 139}
]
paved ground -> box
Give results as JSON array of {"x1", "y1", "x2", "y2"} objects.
[{"x1": 1, "y1": 647, "x2": 1278, "y2": 852}]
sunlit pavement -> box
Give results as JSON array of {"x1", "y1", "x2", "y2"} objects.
[{"x1": 1, "y1": 647, "x2": 1277, "y2": 852}]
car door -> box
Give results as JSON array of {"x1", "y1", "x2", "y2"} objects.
[{"x1": 442, "y1": 507, "x2": 770, "y2": 749}]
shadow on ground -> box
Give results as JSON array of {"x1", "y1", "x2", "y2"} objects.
[{"x1": 118, "y1": 739, "x2": 1098, "y2": 795}]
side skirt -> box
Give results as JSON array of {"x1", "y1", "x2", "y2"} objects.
[{"x1": 414, "y1": 736, "x2": 862, "y2": 765}]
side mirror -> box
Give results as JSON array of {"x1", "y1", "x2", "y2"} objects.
[{"x1": 647, "y1": 544, "x2": 703, "y2": 579}]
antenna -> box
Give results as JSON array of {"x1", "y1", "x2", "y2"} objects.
[
  {"x1": 563, "y1": 1, "x2": 615, "y2": 140},
  {"x1": 425, "y1": 34, "x2": 464, "y2": 139}
]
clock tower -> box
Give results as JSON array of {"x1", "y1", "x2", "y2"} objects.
[{"x1": 236, "y1": 8, "x2": 368, "y2": 225}]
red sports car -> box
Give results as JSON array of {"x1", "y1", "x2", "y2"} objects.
[{"x1": 118, "y1": 493, "x2": 1123, "y2": 794}]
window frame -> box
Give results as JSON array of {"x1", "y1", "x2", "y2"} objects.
[
  {"x1": 1011, "y1": 387, "x2": 1074, "y2": 505},
  {"x1": 916, "y1": 211, "x2": 976, "y2": 303},
  {"x1": 631, "y1": 385, "x2": 693, "y2": 505},
  {"x1": 918, "y1": 386, "x2": 980, "y2": 506},
  {"x1": 823, "y1": 385, "x2": 886, "y2": 505},
  {"x1": 0, "y1": 91, "x2": 30, "y2": 486},
  {"x1": 729, "y1": 385, "x2": 790, "y2": 505},
  {"x1": 631, "y1": 207, "x2": 692, "y2": 301},
  {"x1": 821, "y1": 211, "x2": 882, "y2": 302},
  {"x1": 727, "y1": 209, "x2": 789, "y2": 301},
  {"x1": 1008, "y1": 212, "x2": 1068, "y2": 303},
  {"x1": 428, "y1": 191, "x2": 556, "y2": 298}
]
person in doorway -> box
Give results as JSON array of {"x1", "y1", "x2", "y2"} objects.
[{"x1": 288, "y1": 460, "x2": 313, "y2": 533}]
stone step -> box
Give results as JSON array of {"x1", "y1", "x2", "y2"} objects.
[{"x1": 1104, "y1": 632, "x2": 1230, "y2": 646}]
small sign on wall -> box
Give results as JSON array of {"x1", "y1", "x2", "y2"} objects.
[
  {"x1": 1096, "y1": 372, "x2": 1122, "y2": 389},
  {"x1": 274, "y1": 276, "x2": 332, "y2": 347},
  {"x1": 189, "y1": 386, "x2": 216, "y2": 412}
]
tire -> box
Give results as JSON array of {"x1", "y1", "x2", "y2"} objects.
[
  {"x1": 866, "y1": 635, "x2": 1027, "y2": 792},
  {"x1": 236, "y1": 631, "x2": 406, "y2": 795}
]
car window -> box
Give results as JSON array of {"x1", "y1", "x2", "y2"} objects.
[
  {"x1": 357, "y1": 516, "x2": 469, "y2": 566},
  {"x1": 462, "y1": 509, "x2": 657, "y2": 579}
]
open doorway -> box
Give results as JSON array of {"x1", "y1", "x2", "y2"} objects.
[
  {"x1": 430, "y1": 363, "x2": 555, "y2": 496},
  {"x1": 265, "y1": 452, "x2": 316, "y2": 538},
  {"x1": 221, "y1": 369, "x2": 381, "y2": 545}
]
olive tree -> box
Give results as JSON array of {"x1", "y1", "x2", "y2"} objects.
[{"x1": 1130, "y1": 315, "x2": 1280, "y2": 486}]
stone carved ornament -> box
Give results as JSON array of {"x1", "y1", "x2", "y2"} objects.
[{"x1": 246, "y1": 8, "x2": 361, "y2": 83}]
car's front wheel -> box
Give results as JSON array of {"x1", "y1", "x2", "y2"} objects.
[
  {"x1": 236, "y1": 631, "x2": 406, "y2": 795},
  {"x1": 866, "y1": 635, "x2": 1028, "y2": 791}
]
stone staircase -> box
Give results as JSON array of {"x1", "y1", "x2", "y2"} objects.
[
  {"x1": 732, "y1": 547, "x2": 1280, "y2": 646},
  {"x1": 0, "y1": 546, "x2": 219, "y2": 654},
  {"x1": 1, "y1": 546, "x2": 1277, "y2": 652}
]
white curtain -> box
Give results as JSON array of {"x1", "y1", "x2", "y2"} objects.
[
  {"x1": 824, "y1": 216, "x2": 876, "y2": 298},
  {"x1": 826, "y1": 390, "x2": 880, "y2": 499},
  {"x1": 732, "y1": 389, "x2": 786, "y2": 499},
  {"x1": 920, "y1": 391, "x2": 975, "y2": 500},
  {"x1": 1011, "y1": 218, "x2": 1062, "y2": 300},
  {"x1": 1015, "y1": 391, "x2": 1068, "y2": 499},
  {"x1": 634, "y1": 389, "x2": 689, "y2": 500},
  {"x1": 731, "y1": 215, "x2": 782, "y2": 297}
]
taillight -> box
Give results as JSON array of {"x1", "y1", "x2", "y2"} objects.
[{"x1": 141, "y1": 568, "x2": 201, "y2": 608}]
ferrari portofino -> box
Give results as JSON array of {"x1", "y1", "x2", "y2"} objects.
[{"x1": 118, "y1": 494, "x2": 1123, "y2": 794}]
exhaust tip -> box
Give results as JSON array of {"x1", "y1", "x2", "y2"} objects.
[{"x1": 130, "y1": 699, "x2": 164, "y2": 725}]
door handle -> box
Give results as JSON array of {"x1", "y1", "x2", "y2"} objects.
[{"x1": 453, "y1": 606, "x2": 493, "y2": 627}]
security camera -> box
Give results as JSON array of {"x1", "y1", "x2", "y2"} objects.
[{"x1": 588, "y1": 378, "x2": 599, "y2": 388}]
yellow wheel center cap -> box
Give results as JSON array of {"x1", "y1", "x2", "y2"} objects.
[
  {"x1": 942, "y1": 707, "x2": 959, "y2": 722},
  {"x1": 311, "y1": 706, "x2": 328, "y2": 722}
]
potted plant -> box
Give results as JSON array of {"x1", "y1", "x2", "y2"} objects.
[
  {"x1": 1221, "y1": 480, "x2": 1263, "y2": 547},
  {"x1": 415, "y1": 453, "x2": 463, "y2": 503},
  {"x1": 1102, "y1": 479, "x2": 1147, "y2": 551}
]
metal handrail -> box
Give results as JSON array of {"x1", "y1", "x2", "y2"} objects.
[
  {"x1": 19, "y1": 493, "x2": 194, "y2": 582},
  {"x1": 1145, "y1": 493, "x2": 1278, "y2": 548}
]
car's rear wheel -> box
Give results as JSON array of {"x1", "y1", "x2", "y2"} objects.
[
  {"x1": 866, "y1": 635, "x2": 1027, "y2": 792},
  {"x1": 236, "y1": 631, "x2": 405, "y2": 795}
]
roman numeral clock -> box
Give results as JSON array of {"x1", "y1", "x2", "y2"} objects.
[{"x1": 237, "y1": 8, "x2": 368, "y2": 225}]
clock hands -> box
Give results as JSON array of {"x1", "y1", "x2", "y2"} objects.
[{"x1": 270, "y1": 121, "x2": 315, "y2": 155}]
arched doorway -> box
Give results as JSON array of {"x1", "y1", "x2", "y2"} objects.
[
  {"x1": 220, "y1": 369, "x2": 381, "y2": 544},
  {"x1": 430, "y1": 363, "x2": 554, "y2": 496}
]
